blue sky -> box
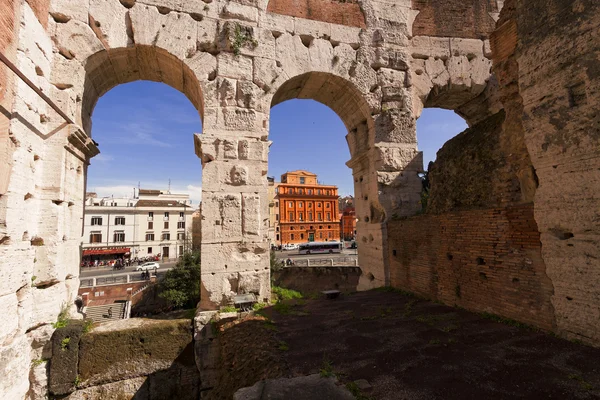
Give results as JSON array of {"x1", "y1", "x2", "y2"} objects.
[{"x1": 88, "y1": 81, "x2": 467, "y2": 205}]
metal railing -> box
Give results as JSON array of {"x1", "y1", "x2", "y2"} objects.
[
  {"x1": 80, "y1": 271, "x2": 167, "y2": 287},
  {"x1": 278, "y1": 257, "x2": 359, "y2": 267}
]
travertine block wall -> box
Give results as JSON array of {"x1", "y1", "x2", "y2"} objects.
[{"x1": 1, "y1": 0, "x2": 598, "y2": 397}]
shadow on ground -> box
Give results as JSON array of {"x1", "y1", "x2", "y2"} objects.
[{"x1": 249, "y1": 289, "x2": 600, "y2": 400}]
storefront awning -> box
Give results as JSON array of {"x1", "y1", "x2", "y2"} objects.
[{"x1": 83, "y1": 247, "x2": 130, "y2": 256}]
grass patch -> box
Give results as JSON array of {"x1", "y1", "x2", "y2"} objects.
[
  {"x1": 273, "y1": 302, "x2": 292, "y2": 315},
  {"x1": 272, "y1": 286, "x2": 303, "y2": 301},
  {"x1": 278, "y1": 341, "x2": 289, "y2": 351},
  {"x1": 568, "y1": 374, "x2": 594, "y2": 391},
  {"x1": 346, "y1": 381, "x2": 373, "y2": 400},
  {"x1": 403, "y1": 299, "x2": 418, "y2": 317},
  {"x1": 183, "y1": 308, "x2": 197, "y2": 320},
  {"x1": 481, "y1": 312, "x2": 536, "y2": 331},
  {"x1": 320, "y1": 356, "x2": 335, "y2": 378},
  {"x1": 220, "y1": 305, "x2": 237, "y2": 313},
  {"x1": 74, "y1": 375, "x2": 81, "y2": 387}
]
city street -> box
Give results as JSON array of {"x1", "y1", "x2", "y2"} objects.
[{"x1": 80, "y1": 261, "x2": 178, "y2": 278}]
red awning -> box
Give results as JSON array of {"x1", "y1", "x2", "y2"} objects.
[{"x1": 83, "y1": 248, "x2": 130, "y2": 256}]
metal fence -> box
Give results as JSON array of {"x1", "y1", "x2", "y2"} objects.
[{"x1": 280, "y1": 257, "x2": 359, "y2": 267}]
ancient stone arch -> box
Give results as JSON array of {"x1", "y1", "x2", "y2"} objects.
[{"x1": 1, "y1": 0, "x2": 599, "y2": 397}]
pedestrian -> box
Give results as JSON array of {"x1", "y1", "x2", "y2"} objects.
[{"x1": 107, "y1": 307, "x2": 113, "y2": 318}]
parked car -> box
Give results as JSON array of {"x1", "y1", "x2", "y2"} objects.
[
  {"x1": 136, "y1": 262, "x2": 160, "y2": 272},
  {"x1": 282, "y1": 243, "x2": 298, "y2": 251}
]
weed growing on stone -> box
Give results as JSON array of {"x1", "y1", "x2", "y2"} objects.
[
  {"x1": 74, "y1": 375, "x2": 81, "y2": 387},
  {"x1": 52, "y1": 303, "x2": 69, "y2": 329},
  {"x1": 231, "y1": 23, "x2": 258, "y2": 56},
  {"x1": 346, "y1": 381, "x2": 373, "y2": 400},
  {"x1": 568, "y1": 374, "x2": 594, "y2": 391},
  {"x1": 31, "y1": 276, "x2": 37, "y2": 287},
  {"x1": 319, "y1": 356, "x2": 335, "y2": 378},
  {"x1": 82, "y1": 319, "x2": 94, "y2": 334},
  {"x1": 61, "y1": 337, "x2": 70, "y2": 350},
  {"x1": 31, "y1": 358, "x2": 47, "y2": 366}
]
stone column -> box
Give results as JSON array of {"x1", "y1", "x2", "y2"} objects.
[{"x1": 195, "y1": 55, "x2": 271, "y2": 310}]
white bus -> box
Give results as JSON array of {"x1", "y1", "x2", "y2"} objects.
[{"x1": 298, "y1": 241, "x2": 342, "y2": 255}]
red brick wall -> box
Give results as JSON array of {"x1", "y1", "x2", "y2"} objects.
[
  {"x1": 267, "y1": 0, "x2": 366, "y2": 28},
  {"x1": 25, "y1": 0, "x2": 49, "y2": 28},
  {"x1": 0, "y1": 0, "x2": 16, "y2": 104},
  {"x1": 411, "y1": 0, "x2": 498, "y2": 39},
  {"x1": 79, "y1": 281, "x2": 152, "y2": 305},
  {"x1": 387, "y1": 204, "x2": 556, "y2": 331}
]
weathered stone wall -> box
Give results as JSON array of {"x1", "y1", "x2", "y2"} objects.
[
  {"x1": 272, "y1": 266, "x2": 362, "y2": 295},
  {"x1": 48, "y1": 318, "x2": 199, "y2": 399},
  {"x1": 387, "y1": 204, "x2": 555, "y2": 330},
  {"x1": 511, "y1": 0, "x2": 600, "y2": 344}
]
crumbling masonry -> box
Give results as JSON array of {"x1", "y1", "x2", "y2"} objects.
[{"x1": 0, "y1": 0, "x2": 598, "y2": 398}]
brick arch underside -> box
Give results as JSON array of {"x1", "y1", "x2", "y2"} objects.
[
  {"x1": 411, "y1": 0, "x2": 499, "y2": 39},
  {"x1": 270, "y1": 72, "x2": 372, "y2": 138},
  {"x1": 266, "y1": 0, "x2": 366, "y2": 28},
  {"x1": 81, "y1": 46, "x2": 204, "y2": 135}
]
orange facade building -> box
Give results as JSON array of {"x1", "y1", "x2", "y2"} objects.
[
  {"x1": 276, "y1": 171, "x2": 340, "y2": 245},
  {"x1": 340, "y1": 206, "x2": 357, "y2": 241}
]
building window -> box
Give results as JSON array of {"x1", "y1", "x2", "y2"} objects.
[
  {"x1": 115, "y1": 217, "x2": 125, "y2": 225},
  {"x1": 308, "y1": 212, "x2": 313, "y2": 221},
  {"x1": 310, "y1": 226, "x2": 314, "y2": 230},
  {"x1": 300, "y1": 177, "x2": 305, "y2": 184},
  {"x1": 276, "y1": 214, "x2": 279, "y2": 221},
  {"x1": 148, "y1": 247, "x2": 152, "y2": 254},
  {"x1": 300, "y1": 233, "x2": 304, "y2": 239},
  {"x1": 328, "y1": 225, "x2": 331, "y2": 229},
  {"x1": 276, "y1": 201, "x2": 279, "y2": 207},
  {"x1": 326, "y1": 203, "x2": 330, "y2": 208},
  {"x1": 300, "y1": 226, "x2": 304, "y2": 230},
  {"x1": 289, "y1": 212, "x2": 293, "y2": 221},
  {"x1": 164, "y1": 221, "x2": 169, "y2": 229},
  {"x1": 299, "y1": 189, "x2": 303, "y2": 194},
  {"x1": 179, "y1": 245, "x2": 184, "y2": 254},
  {"x1": 299, "y1": 201, "x2": 303, "y2": 208},
  {"x1": 178, "y1": 221, "x2": 185, "y2": 229},
  {"x1": 299, "y1": 212, "x2": 303, "y2": 221},
  {"x1": 177, "y1": 233, "x2": 185, "y2": 240},
  {"x1": 289, "y1": 201, "x2": 293, "y2": 207},
  {"x1": 91, "y1": 217, "x2": 102, "y2": 226},
  {"x1": 179, "y1": 212, "x2": 184, "y2": 218},
  {"x1": 319, "y1": 232, "x2": 323, "y2": 239},
  {"x1": 326, "y1": 212, "x2": 331, "y2": 221},
  {"x1": 146, "y1": 233, "x2": 154, "y2": 241},
  {"x1": 308, "y1": 203, "x2": 312, "y2": 209},
  {"x1": 319, "y1": 226, "x2": 323, "y2": 229},
  {"x1": 164, "y1": 212, "x2": 169, "y2": 218},
  {"x1": 148, "y1": 221, "x2": 153, "y2": 230},
  {"x1": 276, "y1": 234, "x2": 279, "y2": 240},
  {"x1": 149, "y1": 212, "x2": 154, "y2": 218},
  {"x1": 317, "y1": 202, "x2": 322, "y2": 207},
  {"x1": 290, "y1": 226, "x2": 294, "y2": 231},
  {"x1": 317, "y1": 213, "x2": 322, "y2": 221},
  {"x1": 308, "y1": 189, "x2": 312, "y2": 195},
  {"x1": 291, "y1": 234, "x2": 295, "y2": 240},
  {"x1": 276, "y1": 227, "x2": 279, "y2": 232},
  {"x1": 162, "y1": 233, "x2": 170, "y2": 240},
  {"x1": 318, "y1": 189, "x2": 321, "y2": 195},
  {"x1": 90, "y1": 232, "x2": 102, "y2": 243},
  {"x1": 288, "y1": 188, "x2": 293, "y2": 194},
  {"x1": 329, "y1": 232, "x2": 332, "y2": 238},
  {"x1": 114, "y1": 231, "x2": 125, "y2": 242}
]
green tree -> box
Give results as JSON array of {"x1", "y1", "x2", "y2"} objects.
[{"x1": 158, "y1": 251, "x2": 201, "y2": 308}]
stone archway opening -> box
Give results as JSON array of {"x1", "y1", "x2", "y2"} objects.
[
  {"x1": 270, "y1": 71, "x2": 378, "y2": 286},
  {"x1": 268, "y1": 98, "x2": 358, "y2": 262},
  {"x1": 81, "y1": 46, "x2": 205, "y2": 136}
]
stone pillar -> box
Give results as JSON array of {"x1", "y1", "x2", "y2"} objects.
[{"x1": 196, "y1": 60, "x2": 272, "y2": 310}]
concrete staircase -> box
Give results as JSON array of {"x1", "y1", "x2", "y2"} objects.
[{"x1": 85, "y1": 302, "x2": 126, "y2": 323}]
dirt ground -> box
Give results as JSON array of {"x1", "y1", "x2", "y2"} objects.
[{"x1": 249, "y1": 289, "x2": 600, "y2": 400}]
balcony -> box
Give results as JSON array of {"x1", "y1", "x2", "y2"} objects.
[
  {"x1": 163, "y1": 216, "x2": 169, "y2": 221},
  {"x1": 147, "y1": 217, "x2": 153, "y2": 221},
  {"x1": 179, "y1": 217, "x2": 185, "y2": 222}
]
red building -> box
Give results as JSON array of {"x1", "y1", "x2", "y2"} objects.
[
  {"x1": 340, "y1": 206, "x2": 357, "y2": 241},
  {"x1": 276, "y1": 170, "x2": 340, "y2": 245}
]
